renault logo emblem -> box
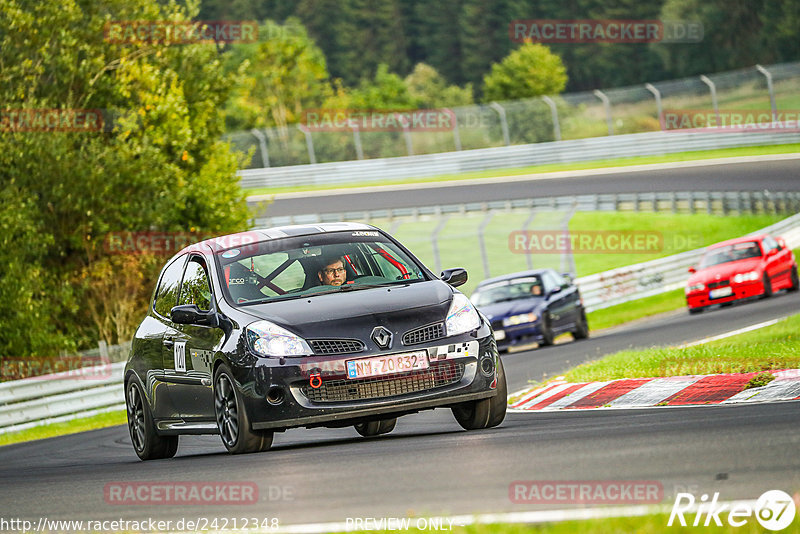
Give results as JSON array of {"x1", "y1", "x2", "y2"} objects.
[{"x1": 371, "y1": 327, "x2": 393, "y2": 349}]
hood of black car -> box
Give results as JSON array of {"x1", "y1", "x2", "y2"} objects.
[{"x1": 236, "y1": 280, "x2": 454, "y2": 346}]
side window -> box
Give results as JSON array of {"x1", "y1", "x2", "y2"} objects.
[
  {"x1": 763, "y1": 236, "x2": 779, "y2": 252},
  {"x1": 153, "y1": 257, "x2": 186, "y2": 318},
  {"x1": 179, "y1": 258, "x2": 213, "y2": 311}
]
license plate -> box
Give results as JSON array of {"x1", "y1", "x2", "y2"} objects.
[
  {"x1": 709, "y1": 287, "x2": 733, "y2": 299},
  {"x1": 346, "y1": 351, "x2": 428, "y2": 379},
  {"x1": 494, "y1": 329, "x2": 506, "y2": 341}
]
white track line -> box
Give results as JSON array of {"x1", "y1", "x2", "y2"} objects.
[{"x1": 679, "y1": 317, "x2": 785, "y2": 348}]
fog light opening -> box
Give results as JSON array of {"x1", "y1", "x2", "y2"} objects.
[
  {"x1": 480, "y1": 355, "x2": 495, "y2": 377},
  {"x1": 266, "y1": 386, "x2": 285, "y2": 405}
]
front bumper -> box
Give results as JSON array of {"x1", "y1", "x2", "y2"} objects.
[
  {"x1": 234, "y1": 333, "x2": 499, "y2": 430},
  {"x1": 686, "y1": 280, "x2": 764, "y2": 309},
  {"x1": 492, "y1": 322, "x2": 543, "y2": 348}
]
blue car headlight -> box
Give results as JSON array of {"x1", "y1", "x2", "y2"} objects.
[
  {"x1": 446, "y1": 293, "x2": 481, "y2": 336},
  {"x1": 246, "y1": 320, "x2": 312, "y2": 357},
  {"x1": 502, "y1": 312, "x2": 538, "y2": 327}
]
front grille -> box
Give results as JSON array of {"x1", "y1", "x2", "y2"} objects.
[
  {"x1": 402, "y1": 322, "x2": 445, "y2": 345},
  {"x1": 708, "y1": 280, "x2": 730, "y2": 290},
  {"x1": 308, "y1": 339, "x2": 365, "y2": 355},
  {"x1": 300, "y1": 361, "x2": 465, "y2": 403}
]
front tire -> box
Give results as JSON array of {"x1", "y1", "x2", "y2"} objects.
[
  {"x1": 354, "y1": 417, "x2": 397, "y2": 437},
  {"x1": 452, "y1": 356, "x2": 507, "y2": 430},
  {"x1": 214, "y1": 364, "x2": 273, "y2": 454},
  {"x1": 126, "y1": 379, "x2": 178, "y2": 461},
  {"x1": 788, "y1": 266, "x2": 799, "y2": 292},
  {"x1": 539, "y1": 315, "x2": 555, "y2": 346},
  {"x1": 571, "y1": 309, "x2": 589, "y2": 340},
  {"x1": 762, "y1": 273, "x2": 773, "y2": 298}
]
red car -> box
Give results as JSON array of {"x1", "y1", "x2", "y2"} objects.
[{"x1": 686, "y1": 234, "x2": 798, "y2": 314}]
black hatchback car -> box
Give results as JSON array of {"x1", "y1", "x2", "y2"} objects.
[
  {"x1": 124, "y1": 223, "x2": 506, "y2": 459},
  {"x1": 471, "y1": 269, "x2": 588, "y2": 352}
]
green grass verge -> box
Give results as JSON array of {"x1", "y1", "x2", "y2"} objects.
[
  {"x1": 563, "y1": 313, "x2": 800, "y2": 383},
  {"x1": 246, "y1": 144, "x2": 800, "y2": 196},
  {"x1": 0, "y1": 409, "x2": 126, "y2": 447},
  {"x1": 335, "y1": 513, "x2": 777, "y2": 533},
  {"x1": 586, "y1": 289, "x2": 687, "y2": 331}
]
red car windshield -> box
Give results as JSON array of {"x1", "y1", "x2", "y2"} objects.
[{"x1": 700, "y1": 241, "x2": 762, "y2": 269}]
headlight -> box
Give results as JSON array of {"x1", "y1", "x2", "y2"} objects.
[
  {"x1": 246, "y1": 320, "x2": 312, "y2": 357},
  {"x1": 503, "y1": 312, "x2": 538, "y2": 327},
  {"x1": 733, "y1": 271, "x2": 759, "y2": 283},
  {"x1": 687, "y1": 283, "x2": 705, "y2": 292},
  {"x1": 446, "y1": 293, "x2": 481, "y2": 336}
]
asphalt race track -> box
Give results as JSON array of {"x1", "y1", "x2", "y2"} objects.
[
  {"x1": 1, "y1": 288, "x2": 799, "y2": 527},
  {"x1": 2, "y1": 160, "x2": 800, "y2": 528},
  {"x1": 254, "y1": 158, "x2": 800, "y2": 218}
]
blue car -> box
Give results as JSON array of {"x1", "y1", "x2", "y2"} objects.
[{"x1": 471, "y1": 269, "x2": 588, "y2": 352}]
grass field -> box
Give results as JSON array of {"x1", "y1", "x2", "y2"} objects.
[
  {"x1": 246, "y1": 144, "x2": 800, "y2": 196},
  {"x1": 331, "y1": 510, "x2": 788, "y2": 533},
  {"x1": 562, "y1": 313, "x2": 800, "y2": 383},
  {"x1": 0, "y1": 410, "x2": 126, "y2": 447},
  {"x1": 382, "y1": 212, "x2": 787, "y2": 296}
]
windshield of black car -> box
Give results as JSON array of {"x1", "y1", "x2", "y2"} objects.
[
  {"x1": 215, "y1": 231, "x2": 428, "y2": 305},
  {"x1": 699, "y1": 242, "x2": 762, "y2": 269},
  {"x1": 472, "y1": 277, "x2": 544, "y2": 306}
]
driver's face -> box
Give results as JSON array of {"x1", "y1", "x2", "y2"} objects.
[{"x1": 318, "y1": 260, "x2": 346, "y2": 286}]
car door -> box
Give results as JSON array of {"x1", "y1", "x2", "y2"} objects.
[
  {"x1": 151, "y1": 254, "x2": 188, "y2": 420},
  {"x1": 163, "y1": 255, "x2": 222, "y2": 421},
  {"x1": 543, "y1": 271, "x2": 577, "y2": 330},
  {"x1": 762, "y1": 236, "x2": 790, "y2": 288}
]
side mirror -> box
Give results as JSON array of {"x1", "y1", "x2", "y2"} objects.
[
  {"x1": 441, "y1": 268, "x2": 468, "y2": 288},
  {"x1": 688, "y1": 266, "x2": 696, "y2": 274},
  {"x1": 549, "y1": 286, "x2": 562, "y2": 296},
  {"x1": 777, "y1": 237, "x2": 787, "y2": 250},
  {"x1": 171, "y1": 304, "x2": 219, "y2": 327},
  {"x1": 767, "y1": 247, "x2": 779, "y2": 257},
  {"x1": 561, "y1": 273, "x2": 573, "y2": 285}
]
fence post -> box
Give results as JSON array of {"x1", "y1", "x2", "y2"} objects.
[
  {"x1": 249, "y1": 129, "x2": 270, "y2": 168},
  {"x1": 644, "y1": 83, "x2": 663, "y2": 127},
  {"x1": 699, "y1": 75, "x2": 720, "y2": 127},
  {"x1": 593, "y1": 89, "x2": 613, "y2": 135},
  {"x1": 446, "y1": 108, "x2": 462, "y2": 151},
  {"x1": 489, "y1": 102, "x2": 511, "y2": 146},
  {"x1": 431, "y1": 216, "x2": 449, "y2": 274},
  {"x1": 402, "y1": 121, "x2": 414, "y2": 156},
  {"x1": 297, "y1": 124, "x2": 316, "y2": 164},
  {"x1": 755, "y1": 64, "x2": 778, "y2": 123},
  {"x1": 522, "y1": 210, "x2": 537, "y2": 270},
  {"x1": 352, "y1": 126, "x2": 364, "y2": 160},
  {"x1": 541, "y1": 96, "x2": 561, "y2": 141},
  {"x1": 477, "y1": 212, "x2": 494, "y2": 279},
  {"x1": 560, "y1": 206, "x2": 577, "y2": 275}
]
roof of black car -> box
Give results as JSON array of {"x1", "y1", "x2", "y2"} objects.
[
  {"x1": 475, "y1": 269, "x2": 550, "y2": 289},
  {"x1": 177, "y1": 222, "x2": 380, "y2": 255}
]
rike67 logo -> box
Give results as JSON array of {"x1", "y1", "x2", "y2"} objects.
[{"x1": 669, "y1": 490, "x2": 796, "y2": 531}]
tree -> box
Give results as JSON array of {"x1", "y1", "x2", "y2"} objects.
[
  {"x1": 404, "y1": 63, "x2": 474, "y2": 108},
  {"x1": 482, "y1": 43, "x2": 567, "y2": 102},
  {"x1": 0, "y1": 0, "x2": 250, "y2": 354},
  {"x1": 224, "y1": 18, "x2": 334, "y2": 131}
]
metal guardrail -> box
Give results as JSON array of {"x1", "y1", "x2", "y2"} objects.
[
  {"x1": 238, "y1": 130, "x2": 800, "y2": 189},
  {"x1": 576, "y1": 212, "x2": 800, "y2": 311},
  {"x1": 3, "y1": 213, "x2": 799, "y2": 434},
  {"x1": 255, "y1": 190, "x2": 800, "y2": 228}
]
